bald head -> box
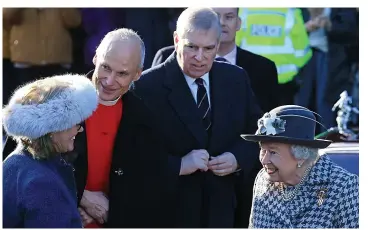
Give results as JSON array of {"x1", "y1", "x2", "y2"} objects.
[
  {"x1": 176, "y1": 7, "x2": 221, "y2": 41},
  {"x1": 96, "y1": 28, "x2": 145, "y2": 69}
]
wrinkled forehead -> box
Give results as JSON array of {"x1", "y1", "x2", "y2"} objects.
[
  {"x1": 179, "y1": 29, "x2": 219, "y2": 47},
  {"x1": 97, "y1": 41, "x2": 141, "y2": 68}
]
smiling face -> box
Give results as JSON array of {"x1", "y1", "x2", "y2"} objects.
[
  {"x1": 259, "y1": 142, "x2": 299, "y2": 184},
  {"x1": 51, "y1": 124, "x2": 84, "y2": 153},
  {"x1": 174, "y1": 28, "x2": 220, "y2": 78},
  {"x1": 92, "y1": 40, "x2": 142, "y2": 101}
]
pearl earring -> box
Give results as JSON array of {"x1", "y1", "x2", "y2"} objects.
[{"x1": 297, "y1": 162, "x2": 302, "y2": 168}]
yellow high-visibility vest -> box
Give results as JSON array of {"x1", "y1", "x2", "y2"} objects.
[{"x1": 236, "y1": 8, "x2": 312, "y2": 84}]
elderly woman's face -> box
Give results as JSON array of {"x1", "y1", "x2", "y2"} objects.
[
  {"x1": 259, "y1": 142, "x2": 298, "y2": 183},
  {"x1": 51, "y1": 124, "x2": 84, "y2": 153}
]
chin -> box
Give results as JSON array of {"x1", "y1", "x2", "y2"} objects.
[{"x1": 67, "y1": 145, "x2": 75, "y2": 152}]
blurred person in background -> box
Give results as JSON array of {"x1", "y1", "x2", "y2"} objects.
[
  {"x1": 236, "y1": 8, "x2": 312, "y2": 105},
  {"x1": 2, "y1": 16, "x2": 16, "y2": 105},
  {"x1": 3, "y1": 74, "x2": 98, "y2": 228},
  {"x1": 295, "y1": 8, "x2": 358, "y2": 132},
  {"x1": 3, "y1": 8, "x2": 81, "y2": 86},
  {"x1": 81, "y1": 8, "x2": 123, "y2": 72}
]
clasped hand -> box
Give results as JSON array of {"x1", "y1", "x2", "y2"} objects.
[{"x1": 180, "y1": 150, "x2": 238, "y2": 176}]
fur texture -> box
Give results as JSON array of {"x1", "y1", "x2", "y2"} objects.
[{"x1": 3, "y1": 74, "x2": 98, "y2": 139}]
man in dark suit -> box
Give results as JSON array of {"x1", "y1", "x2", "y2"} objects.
[
  {"x1": 2, "y1": 28, "x2": 167, "y2": 228},
  {"x1": 151, "y1": 8, "x2": 278, "y2": 227},
  {"x1": 152, "y1": 8, "x2": 279, "y2": 113},
  {"x1": 133, "y1": 7, "x2": 262, "y2": 228}
]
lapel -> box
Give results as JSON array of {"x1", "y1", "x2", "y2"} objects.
[
  {"x1": 163, "y1": 53, "x2": 208, "y2": 148},
  {"x1": 111, "y1": 92, "x2": 137, "y2": 166},
  {"x1": 235, "y1": 46, "x2": 250, "y2": 70},
  {"x1": 207, "y1": 62, "x2": 234, "y2": 153}
]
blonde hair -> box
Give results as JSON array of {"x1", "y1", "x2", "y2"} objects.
[{"x1": 12, "y1": 79, "x2": 71, "y2": 159}]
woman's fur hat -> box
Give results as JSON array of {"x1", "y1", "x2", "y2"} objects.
[{"x1": 3, "y1": 74, "x2": 98, "y2": 139}]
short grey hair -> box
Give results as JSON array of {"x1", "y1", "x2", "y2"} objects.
[
  {"x1": 290, "y1": 145, "x2": 319, "y2": 162},
  {"x1": 176, "y1": 7, "x2": 221, "y2": 41},
  {"x1": 95, "y1": 28, "x2": 145, "y2": 69}
]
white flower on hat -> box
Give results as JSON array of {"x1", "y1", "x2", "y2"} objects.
[{"x1": 257, "y1": 112, "x2": 286, "y2": 135}]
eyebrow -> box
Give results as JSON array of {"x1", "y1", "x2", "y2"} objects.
[
  {"x1": 185, "y1": 43, "x2": 216, "y2": 49},
  {"x1": 225, "y1": 12, "x2": 236, "y2": 16}
]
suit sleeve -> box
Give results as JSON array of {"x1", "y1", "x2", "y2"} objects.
[
  {"x1": 229, "y1": 69, "x2": 263, "y2": 176},
  {"x1": 152, "y1": 49, "x2": 164, "y2": 67},
  {"x1": 334, "y1": 174, "x2": 359, "y2": 228}
]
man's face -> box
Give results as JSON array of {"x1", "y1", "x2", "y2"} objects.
[
  {"x1": 92, "y1": 41, "x2": 142, "y2": 101},
  {"x1": 174, "y1": 28, "x2": 219, "y2": 78},
  {"x1": 213, "y1": 8, "x2": 241, "y2": 44}
]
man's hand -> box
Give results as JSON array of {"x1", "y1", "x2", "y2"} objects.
[
  {"x1": 179, "y1": 149, "x2": 210, "y2": 175},
  {"x1": 305, "y1": 19, "x2": 320, "y2": 32},
  {"x1": 208, "y1": 152, "x2": 238, "y2": 176},
  {"x1": 80, "y1": 190, "x2": 109, "y2": 224},
  {"x1": 78, "y1": 207, "x2": 95, "y2": 226},
  {"x1": 318, "y1": 16, "x2": 332, "y2": 31}
]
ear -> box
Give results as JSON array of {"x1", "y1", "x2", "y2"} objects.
[
  {"x1": 133, "y1": 68, "x2": 143, "y2": 82},
  {"x1": 173, "y1": 31, "x2": 179, "y2": 51},
  {"x1": 236, "y1": 16, "x2": 242, "y2": 31},
  {"x1": 92, "y1": 55, "x2": 97, "y2": 66},
  {"x1": 297, "y1": 159, "x2": 306, "y2": 168}
]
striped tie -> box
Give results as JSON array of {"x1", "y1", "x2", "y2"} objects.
[
  {"x1": 195, "y1": 78, "x2": 212, "y2": 131},
  {"x1": 215, "y1": 57, "x2": 229, "y2": 63}
]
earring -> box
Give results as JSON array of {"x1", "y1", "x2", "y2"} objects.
[{"x1": 297, "y1": 162, "x2": 302, "y2": 168}]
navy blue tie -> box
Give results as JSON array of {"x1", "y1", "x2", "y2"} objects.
[
  {"x1": 195, "y1": 78, "x2": 212, "y2": 131},
  {"x1": 215, "y1": 57, "x2": 229, "y2": 63}
]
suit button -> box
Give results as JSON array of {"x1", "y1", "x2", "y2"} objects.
[{"x1": 114, "y1": 168, "x2": 124, "y2": 176}]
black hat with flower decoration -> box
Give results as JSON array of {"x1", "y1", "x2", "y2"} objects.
[{"x1": 241, "y1": 105, "x2": 332, "y2": 148}]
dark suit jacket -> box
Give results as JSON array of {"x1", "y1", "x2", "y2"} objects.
[
  {"x1": 152, "y1": 45, "x2": 280, "y2": 112},
  {"x1": 134, "y1": 53, "x2": 262, "y2": 227},
  {"x1": 2, "y1": 91, "x2": 168, "y2": 228},
  {"x1": 301, "y1": 8, "x2": 358, "y2": 103}
]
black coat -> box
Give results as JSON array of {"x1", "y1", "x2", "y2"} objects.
[
  {"x1": 3, "y1": 92, "x2": 168, "y2": 228},
  {"x1": 73, "y1": 91, "x2": 168, "y2": 228},
  {"x1": 151, "y1": 46, "x2": 278, "y2": 227},
  {"x1": 134, "y1": 53, "x2": 262, "y2": 227},
  {"x1": 152, "y1": 45, "x2": 280, "y2": 112}
]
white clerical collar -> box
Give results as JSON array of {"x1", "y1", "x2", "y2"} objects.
[{"x1": 98, "y1": 94, "x2": 122, "y2": 106}]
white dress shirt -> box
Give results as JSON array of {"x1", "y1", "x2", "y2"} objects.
[
  {"x1": 216, "y1": 45, "x2": 237, "y2": 65},
  {"x1": 184, "y1": 72, "x2": 211, "y2": 106}
]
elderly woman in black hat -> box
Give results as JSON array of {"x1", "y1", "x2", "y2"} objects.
[
  {"x1": 241, "y1": 105, "x2": 359, "y2": 228},
  {"x1": 3, "y1": 74, "x2": 98, "y2": 228}
]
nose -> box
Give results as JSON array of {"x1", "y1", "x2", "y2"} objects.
[
  {"x1": 219, "y1": 16, "x2": 226, "y2": 25},
  {"x1": 194, "y1": 49, "x2": 204, "y2": 62},
  {"x1": 105, "y1": 73, "x2": 115, "y2": 86},
  {"x1": 260, "y1": 150, "x2": 271, "y2": 165}
]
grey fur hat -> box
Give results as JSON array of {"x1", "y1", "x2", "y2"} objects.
[{"x1": 3, "y1": 74, "x2": 98, "y2": 139}]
